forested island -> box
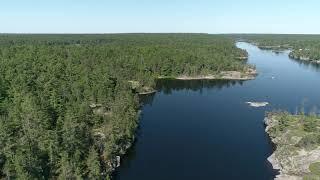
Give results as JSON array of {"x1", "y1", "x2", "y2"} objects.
[
  {"x1": 265, "y1": 112, "x2": 320, "y2": 180},
  {"x1": 0, "y1": 34, "x2": 252, "y2": 179},
  {"x1": 234, "y1": 34, "x2": 320, "y2": 63}
]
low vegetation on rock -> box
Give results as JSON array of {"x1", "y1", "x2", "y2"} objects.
[{"x1": 265, "y1": 111, "x2": 320, "y2": 180}]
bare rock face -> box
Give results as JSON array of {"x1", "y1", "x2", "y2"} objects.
[
  {"x1": 175, "y1": 68, "x2": 257, "y2": 80},
  {"x1": 300, "y1": 56, "x2": 310, "y2": 61},
  {"x1": 268, "y1": 153, "x2": 281, "y2": 170},
  {"x1": 128, "y1": 80, "x2": 156, "y2": 95},
  {"x1": 116, "y1": 156, "x2": 121, "y2": 168},
  {"x1": 272, "y1": 147, "x2": 320, "y2": 179},
  {"x1": 264, "y1": 117, "x2": 278, "y2": 133},
  {"x1": 89, "y1": 103, "x2": 112, "y2": 116},
  {"x1": 274, "y1": 175, "x2": 302, "y2": 180},
  {"x1": 236, "y1": 56, "x2": 248, "y2": 60}
]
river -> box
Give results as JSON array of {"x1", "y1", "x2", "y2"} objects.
[{"x1": 114, "y1": 42, "x2": 320, "y2": 180}]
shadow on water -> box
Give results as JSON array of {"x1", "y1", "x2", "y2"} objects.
[
  {"x1": 139, "y1": 79, "x2": 245, "y2": 106},
  {"x1": 156, "y1": 79, "x2": 245, "y2": 95},
  {"x1": 130, "y1": 79, "x2": 246, "y2": 159},
  {"x1": 138, "y1": 93, "x2": 156, "y2": 107},
  {"x1": 116, "y1": 77, "x2": 277, "y2": 180},
  {"x1": 289, "y1": 57, "x2": 320, "y2": 73}
]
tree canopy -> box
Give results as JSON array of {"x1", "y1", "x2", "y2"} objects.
[{"x1": 0, "y1": 34, "x2": 249, "y2": 179}]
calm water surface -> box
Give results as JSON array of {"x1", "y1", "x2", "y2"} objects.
[{"x1": 115, "y1": 42, "x2": 320, "y2": 180}]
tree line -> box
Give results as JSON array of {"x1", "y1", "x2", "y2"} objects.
[{"x1": 233, "y1": 34, "x2": 320, "y2": 61}]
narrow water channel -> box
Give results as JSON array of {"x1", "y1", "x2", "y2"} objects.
[{"x1": 115, "y1": 42, "x2": 320, "y2": 180}]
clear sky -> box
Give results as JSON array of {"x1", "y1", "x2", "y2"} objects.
[{"x1": 1, "y1": 0, "x2": 319, "y2": 34}]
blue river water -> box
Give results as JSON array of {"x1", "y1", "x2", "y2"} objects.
[{"x1": 115, "y1": 42, "x2": 320, "y2": 180}]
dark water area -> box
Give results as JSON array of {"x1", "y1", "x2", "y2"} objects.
[{"x1": 115, "y1": 43, "x2": 320, "y2": 180}]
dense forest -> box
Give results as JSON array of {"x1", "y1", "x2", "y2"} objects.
[
  {"x1": 233, "y1": 34, "x2": 320, "y2": 62},
  {"x1": 0, "y1": 34, "x2": 249, "y2": 179}
]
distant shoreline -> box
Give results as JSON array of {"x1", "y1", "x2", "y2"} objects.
[{"x1": 137, "y1": 69, "x2": 257, "y2": 95}]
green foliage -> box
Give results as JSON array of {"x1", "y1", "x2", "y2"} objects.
[
  {"x1": 303, "y1": 174, "x2": 320, "y2": 180},
  {"x1": 309, "y1": 162, "x2": 320, "y2": 176},
  {"x1": 297, "y1": 134, "x2": 320, "y2": 150},
  {"x1": 267, "y1": 112, "x2": 320, "y2": 151},
  {"x1": 0, "y1": 34, "x2": 249, "y2": 178},
  {"x1": 303, "y1": 162, "x2": 320, "y2": 180},
  {"x1": 304, "y1": 116, "x2": 318, "y2": 132},
  {"x1": 233, "y1": 34, "x2": 320, "y2": 61},
  {"x1": 0, "y1": 77, "x2": 8, "y2": 115},
  {"x1": 86, "y1": 147, "x2": 101, "y2": 179},
  {"x1": 278, "y1": 114, "x2": 290, "y2": 132}
]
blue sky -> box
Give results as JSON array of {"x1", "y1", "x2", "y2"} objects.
[{"x1": 1, "y1": 0, "x2": 319, "y2": 34}]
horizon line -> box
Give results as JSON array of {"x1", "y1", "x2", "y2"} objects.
[{"x1": 1, "y1": 32, "x2": 320, "y2": 35}]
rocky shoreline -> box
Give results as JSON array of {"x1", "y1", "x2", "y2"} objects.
[
  {"x1": 89, "y1": 103, "x2": 135, "y2": 177},
  {"x1": 128, "y1": 80, "x2": 157, "y2": 95},
  {"x1": 171, "y1": 68, "x2": 257, "y2": 81},
  {"x1": 258, "y1": 45, "x2": 292, "y2": 51},
  {"x1": 256, "y1": 43, "x2": 320, "y2": 64},
  {"x1": 289, "y1": 53, "x2": 320, "y2": 64},
  {"x1": 264, "y1": 113, "x2": 320, "y2": 180},
  {"x1": 236, "y1": 56, "x2": 249, "y2": 60},
  {"x1": 130, "y1": 68, "x2": 258, "y2": 95}
]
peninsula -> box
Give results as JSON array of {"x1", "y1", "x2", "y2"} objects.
[{"x1": 265, "y1": 112, "x2": 320, "y2": 180}]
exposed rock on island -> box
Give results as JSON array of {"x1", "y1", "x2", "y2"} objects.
[
  {"x1": 265, "y1": 112, "x2": 320, "y2": 180},
  {"x1": 128, "y1": 80, "x2": 156, "y2": 95},
  {"x1": 289, "y1": 52, "x2": 320, "y2": 64},
  {"x1": 173, "y1": 68, "x2": 257, "y2": 81}
]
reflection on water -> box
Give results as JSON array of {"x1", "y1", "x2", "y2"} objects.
[
  {"x1": 289, "y1": 57, "x2": 320, "y2": 72},
  {"x1": 156, "y1": 79, "x2": 244, "y2": 95},
  {"x1": 140, "y1": 79, "x2": 245, "y2": 106}
]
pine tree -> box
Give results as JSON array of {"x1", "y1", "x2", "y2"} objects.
[{"x1": 86, "y1": 146, "x2": 101, "y2": 179}]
